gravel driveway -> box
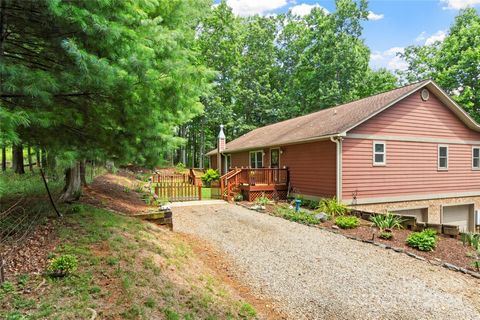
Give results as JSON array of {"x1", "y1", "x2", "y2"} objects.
[{"x1": 173, "y1": 203, "x2": 480, "y2": 320}]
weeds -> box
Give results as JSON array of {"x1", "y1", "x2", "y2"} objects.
[{"x1": 274, "y1": 206, "x2": 320, "y2": 225}]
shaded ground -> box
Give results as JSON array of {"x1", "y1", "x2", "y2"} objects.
[
  {"x1": 81, "y1": 172, "x2": 151, "y2": 214},
  {"x1": 173, "y1": 203, "x2": 480, "y2": 320}
]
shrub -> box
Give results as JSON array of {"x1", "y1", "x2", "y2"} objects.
[
  {"x1": 234, "y1": 193, "x2": 244, "y2": 201},
  {"x1": 174, "y1": 162, "x2": 186, "y2": 174},
  {"x1": 201, "y1": 168, "x2": 220, "y2": 185},
  {"x1": 406, "y1": 229, "x2": 437, "y2": 251},
  {"x1": 379, "y1": 231, "x2": 393, "y2": 240},
  {"x1": 255, "y1": 193, "x2": 270, "y2": 206},
  {"x1": 275, "y1": 207, "x2": 320, "y2": 225},
  {"x1": 47, "y1": 255, "x2": 78, "y2": 276},
  {"x1": 335, "y1": 216, "x2": 359, "y2": 229},
  {"x1": 317, "y1": 197, "x2": 349, "y2": 219},
  {"x1": 461, "y1": 232, "x2": 480, "y2": 249},
  {"x1": 370, "y1": 212, "x2": 403, "y2": 232}
]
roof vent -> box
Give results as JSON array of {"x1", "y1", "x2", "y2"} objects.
[{"x1": 421, "y1": 89, "x2": 430, "y2": 101}]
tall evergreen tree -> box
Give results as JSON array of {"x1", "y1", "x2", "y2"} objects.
[{"x1": 0, "y1": 0, "x2": 210, "y2": 200}]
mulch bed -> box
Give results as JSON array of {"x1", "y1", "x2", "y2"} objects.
[{"x1": 240, "y1": 201, "x2": 478, "y2": 272}]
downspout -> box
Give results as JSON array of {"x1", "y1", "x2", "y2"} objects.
[{"x1": 330, "y1": 136, "x2": 343, "y2": 202}]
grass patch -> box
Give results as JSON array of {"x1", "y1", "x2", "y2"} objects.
[
  {"x1": 0, "y1": 204, "x2": 257, "y2": 319},
  {"x1": 201, "y1": 187, "x2": 212, "y2": 200}
]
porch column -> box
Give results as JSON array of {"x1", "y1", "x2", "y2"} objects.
[{"x1": 217, "y1": 125, "x2": 226, "y2": 174}]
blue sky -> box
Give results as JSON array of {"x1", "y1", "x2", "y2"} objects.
[{"x1": 218, "y1": 0, "x2": 480, "y2": 70}]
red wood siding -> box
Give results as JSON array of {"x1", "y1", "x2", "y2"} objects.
[
  {"x1": 351, "y1": 90, "x2": 480, "y2": 140},
  {"x1": 282, "y1": 140, "x2": 336, "y2": 198},
  {"x1": 225, "y1": 141, "x2": 336, "y2": 198},
  {"x1": 343, "y1": 89, "x2": 480, "y2": 202},
  {"x1": 209, "y1": 155, "x2": 218, "y2": 170},
  {"x1": 231, "y1": 151, "x2": 250, "y2": 168}
]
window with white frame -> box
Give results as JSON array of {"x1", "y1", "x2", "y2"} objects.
[
  {"x1": 473, "y1": 147, "x2": 480, "y2": 169},
  {"x1": 249, "y1": 150, "x2": 263, "y2": 168},
  {"x1": 438, "y1": 145, "x2": 448, "y2": 170},
  {"x1": 373, "y1": 141, "x2": 386, "y2": 166}
]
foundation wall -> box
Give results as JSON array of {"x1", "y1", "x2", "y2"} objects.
[{"x1": 351, "y1": 196, "x2": 480, "y2": 224}]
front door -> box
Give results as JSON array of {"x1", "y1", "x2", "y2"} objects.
[
  {"x1": 270, "y1": 148, "x2": 280, "y2": 168},
  {"x1": 270, "y1": 149, "x2": 280, "y2": 183}
]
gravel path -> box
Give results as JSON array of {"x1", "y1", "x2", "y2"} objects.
[{"x1": 173, "y1": 203, "x2": 480, "y2": 320}]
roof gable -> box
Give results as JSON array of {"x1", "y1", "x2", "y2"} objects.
[{"x1": 208, "y1": 80, "x2": 480, "y2": 155}]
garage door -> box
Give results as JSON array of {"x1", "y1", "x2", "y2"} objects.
[
  {"x1": 391, "y1": 208, "x2": 427, "y2": 223},
  {"x1": 443, "y1": 205, "x2": 471, "y2": 232}
]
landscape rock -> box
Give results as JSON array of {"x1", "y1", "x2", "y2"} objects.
[
  {"x1": 443, "y1": 263, "x2": 459, "y2": 272},
  {"x1": 314, "y1": 212, "x2": 328, "y2": 222}
]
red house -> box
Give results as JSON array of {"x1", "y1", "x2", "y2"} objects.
[{"x1": 207, "y1": 80, "x2": 480, "y2": 231}]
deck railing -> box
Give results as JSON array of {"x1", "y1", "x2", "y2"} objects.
[
  {"x1": 220, "y1": 168, "x2": 288, "y2": 201},
  {"x1": 236, "y1": 168, "x2": 288, "y2": 185}
]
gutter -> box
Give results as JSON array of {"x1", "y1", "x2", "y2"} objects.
[{"x1": 330, "y1": 135, "x2": 344, "y2": 202}]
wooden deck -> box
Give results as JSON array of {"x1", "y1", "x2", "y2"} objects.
[{"x1": 221, "y1": 168, "x2": 289, "y2": 201}]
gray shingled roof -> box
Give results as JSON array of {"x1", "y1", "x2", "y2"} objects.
[{"x1": 207, "y1": 80, "x2": 441, "y2": 155}]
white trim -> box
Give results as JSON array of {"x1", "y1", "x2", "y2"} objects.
[
  {"x1": 387, "y1": 206, "x2": 429, "y2": 212},
  {"x1": 249, "y1": 150, "x2": 263, "y2": 168},
  {"x1": 437, "y1": 144, "x2": 449, "y2": 171},
  {"x1": 207, "y1": 133, "x2": 346, "y2": 156},
  {"x1": 473, "y1": 146, "x2": 480, "y2": 170},
  {"x1": 372, "y1": 141, "x2": 386, "y2": 166},
  {"x1": 330, "y1": 137, "x2": 343, "y2": 201},
  {"x1": 347, "y1": 133, "x2": 480, "y2": 145},
  {"x1": 344, "y1": 191, "x2": 480, "y2": 205}
]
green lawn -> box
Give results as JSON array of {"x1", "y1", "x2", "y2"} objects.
[
  {"x1": 201, "y1": 187, "x2": 212, "y2": 200},
  {"x1": 0, "y1": 204, "x2": 257, "y2": 319}
]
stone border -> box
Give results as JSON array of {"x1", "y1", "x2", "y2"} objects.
[{"x1": 236, "y1": 202, "x2": 480, "y2": 280}]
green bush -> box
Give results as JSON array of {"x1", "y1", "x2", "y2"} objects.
[
  {"x1": 370, "y1": 212, "x2": 403, "y2": 232},
  {"x1": 317, "y1": 197, "x2": 349, "y2": 219},
  {"x1": 406, "y1": 229, "x2": 437, "y2": 251},
  {"x1": 47, "y1": 255, "x2": 78, "y2": 276},
  {"x1": 379, "y1": 231, "x2": 393, "y2": 240},
  {"x1": 275, "y1": 207, "x2": 320, "y2": 225},
  {"x1": 174, "y1": 162, "x2": 186, "y2": 174},
  {"x1": 335, "y1": 216, "x2": 359, "y2": 229},
  {"x1": 255, "y1": 193, "x2": 270, "y2": 206},
  {"x1": 201, "y1": 168, "x2": 220, "y2": 185}
]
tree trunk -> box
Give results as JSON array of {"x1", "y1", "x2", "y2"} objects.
[
  {"x1": 41, "y1": 149, "x2": 47, "y2": 168},
  {"x1": 27, "y1": 146, "x2": 33, "y2": 171},
  {"x1": 80, "y1": 159, "x2": 87, "y2": 186},
  {"x1": 59, "y1": 162, "x2": 82, "y2": 202},
  {"x1": 12, "y1": 144, "x2": 25, "y2": 174},
  {"x1": 199, "y1": 118, "x2": 205, "y2": 169},
  {"x1": 1, "y1": 145, "x2": 5, "y2": 172},
  {"x1": 36, "y1": 149, "x2": 41, "y2": 168}
]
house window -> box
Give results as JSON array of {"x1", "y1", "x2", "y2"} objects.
[
  {"x1": 373, "y1": 141, "x2": 386, "y2": 166},
  {"x1": 438, "y1": 145, "x2": 448, "y2": 170},
  {"x1": 473, "y1": 147, "x2": 480, "y2": 170},
  {"x1": 249, "y1": 150, "x2": 263, "y2": 168}
]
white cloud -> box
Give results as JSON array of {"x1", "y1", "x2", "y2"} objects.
[
  {"x1": 226, "y1": 0, "x2": 289, "y2": 16},
  {"x1": 367, "y1": 11, "x2": 384, "y2": 21},
  {"x1": 415, "y1": 31, "x2": 427, "y2": 43},
  {"x1": 441, "y1": 0, "x2": 480, "y2": 9},
  {"x1": 424, "y1": 30, "x2": 446, "y2": 45},
  {"x1": 370, "y1": 47, "x2": 408, "y2": 71},
  {"x1": 290, "y1": 3, "x2": 329, "y2": 16}
]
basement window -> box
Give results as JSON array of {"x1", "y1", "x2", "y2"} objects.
[
  {"x1": 373, "y1": 141, "x2": 386, "y2": 166},
  {"x1": 250, "y1": 150, "x2": 263, "y2": 168},
  {"x1": 473, "y1": 147, "x2": 480, "y2": 170},
  {"x1": 438, "y1": 145, "x2": 448, "y2": 170}
]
